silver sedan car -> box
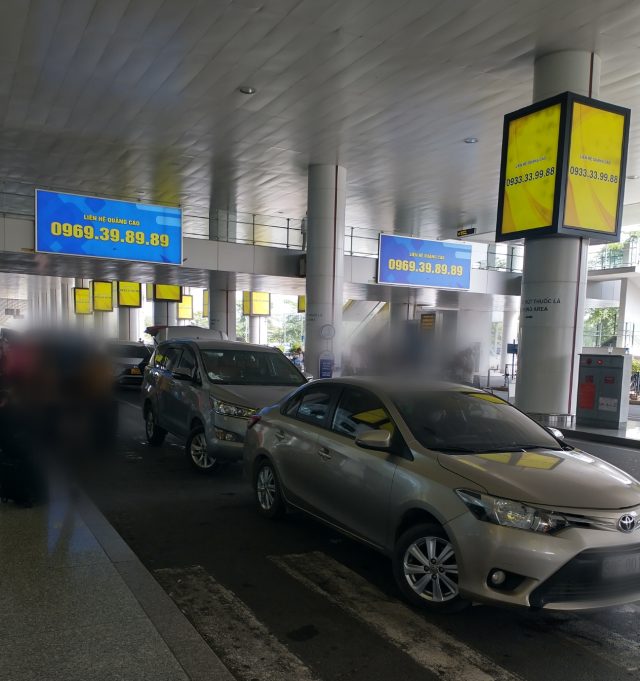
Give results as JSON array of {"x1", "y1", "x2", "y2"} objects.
[{"x1": 244, "y1": 377, "x2": 640, "y2": 612}]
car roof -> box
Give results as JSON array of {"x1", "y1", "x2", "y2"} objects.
[
  {"x1": 305, "y1": 376, "x2": 487, "y2": 394},
  {"x1": 159, "y1": 339, "x2": 280, "y2": 353}
]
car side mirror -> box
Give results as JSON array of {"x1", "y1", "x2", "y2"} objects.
[
  {"x1": 356, "y1": 430, "x2": 392, "y2": 451},
  {"x1": 547, "y1": 426, "x2": 565, "y2": 440}
]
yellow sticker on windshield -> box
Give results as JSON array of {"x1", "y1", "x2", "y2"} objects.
[{"x1": 467, "y1": 393, "x2": 505, "y2": 404}]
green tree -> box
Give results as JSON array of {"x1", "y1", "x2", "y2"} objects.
[{"x1": 584, "y1": 307, "x2": 618, "y2": 346}]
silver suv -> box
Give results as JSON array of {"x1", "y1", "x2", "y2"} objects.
[{"x1": 142, "y1": 339, "x2": 306, "y2": 472}]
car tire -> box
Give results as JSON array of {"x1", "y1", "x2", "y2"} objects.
[
  {"x1": 393, "y1": 523, "x2": 468, "y2": 613},
  {"x1": 186, "y1": 426, "x2": 220, "y2": 474},
  {"x1": 145, "y1": 406, "x2": 166, "y2": 446},
  {"x1": 254, "y1": 459, "x2": 284, "y2": 518}
]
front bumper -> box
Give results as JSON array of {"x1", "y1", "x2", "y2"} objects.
[
  {"x1": 205, "y1": 413, "x2": 249, "y2": 463},
  {"x1": 446, "y1": 512, "x2": 640, "y2": 610}
]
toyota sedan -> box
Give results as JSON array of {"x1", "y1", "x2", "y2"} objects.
[{"x1": 244, "y1": 378, "x2": 640, "y2": 612}]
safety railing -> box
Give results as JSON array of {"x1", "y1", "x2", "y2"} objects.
[
  {"x1": 0, "y1": 182, "x2": 524, "y2": 268},
  {"x1": 588, "y1": 237, "x2": 639, "y2": 271}
]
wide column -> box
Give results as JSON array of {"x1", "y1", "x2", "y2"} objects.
[
  {"x1": 208, "y1": 272, "x2": 236, "y2": 338},
  {"x1": 248, "y1": 315, "x2": 262, "y2": 344},
  {"x1": 305, "y1": 165, "x2": 346, "y2": 377},
  {"x1": 516, "y1": 51, "x2": 600, "y2": 419}
]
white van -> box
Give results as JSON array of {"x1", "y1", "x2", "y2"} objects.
[{"x1": 145, "y1": 325, "x2": 229, "y2": 344}]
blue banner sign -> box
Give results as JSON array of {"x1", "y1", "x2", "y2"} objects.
[
  {"x1": 377, "y1": 234, "x2": 472, "y2": 289},
  {"x1": 35, "y1": 189, "x2": 182, "y2": 265}
]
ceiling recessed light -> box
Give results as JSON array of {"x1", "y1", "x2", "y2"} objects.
[
  {"x1": 627, "y1": 174, "x2": 639, "y2": 179},
  {"x1": 239, "y1": 86, "x2": 256, "y2": 95},
  {"x1": 464, "y1": 137, "x2": 479, "y2": 144}
]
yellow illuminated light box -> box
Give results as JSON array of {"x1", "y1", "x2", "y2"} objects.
[
  {"x1": 242, "y1": 291, "x2": 271, "y2": 316},
  {"x1": 92, "y1": 280, "x2": 114, "y2": 312},
  {"x1": 297, "y1": 295, "x2": 306, "y2": 313},
  {"x1": 117, "y1": 281, "x2": 142, "y2": 308},
  {"x1": 496, "y1": 92, "x2": 630, "y2": 243},
  {"x1": 178, "y1": 294, "x2": 193, "y2": 320},
  {"x1": 153, "y1": 284, "x2": 182, "y2": 302},
  {"x1": 73, "y1": 287, "x2": 92, "y2": 315},
  {"x1": 203, "y1": 289, "x2": 209, "y2": 317}
]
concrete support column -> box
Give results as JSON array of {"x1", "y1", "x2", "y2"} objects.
[
  {"x1": 516, "y1": 51, "x2": 599, "y2": 419},
  {"x1": 118, "y1": 308, "x2": 132, "y2": 341},
  {"x1": 305, "y1": 164, "x2": 346, "y2": 377},
  {"x1": 153, "y1": 302, "x2": 177, "y2": 327},
  {"x1": 500, "y1": 310, "x2": 519, "y2": 375},
  {"x1": 390, "y1": 301, "x2": 415, "y2": 327},
  {"x1": 616, "y1": 278, "x2": 640, "y2": 350},
  {"x1": 208, "y1": 272, "x2": 236, "y2": 338},
  {"x1": 457, "y1": 309, "x2": 493, "y2": 383},
  {"x1": 60, "y1": 279, "x2": 70, "y2": 325},
  {"x1": 248, "y1": 315, "x2": 260, "y2": 344}
]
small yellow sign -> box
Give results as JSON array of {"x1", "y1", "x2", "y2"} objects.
[
  {"x1": 203, "y1": 289, "x2": 209, "y2": 317},
  {"x1": 118, "y1": 281, "x2": 141, "y2": 308},
  {"x1": 154, "y1": 284, "x2": 182, "y2": 302},
  {"x1": 298, "y1": 295, "x2": 306, "y2": 313},
  {"x1": 92, "y1": 281, "x2": 114, "y2": 312},
  {"x1": 243, "y1": 291, "x2": 271, "y2": 316},
  {"x1": 74, "y1": 287, "x2": 92, "y2": 315},
  {"x1": 178, "y1": 294, "x2": 193, "y2": 320}
]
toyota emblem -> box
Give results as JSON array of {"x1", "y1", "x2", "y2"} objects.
[{"x1": 618, "y1": 514, "x2": 636, "y2": 533}]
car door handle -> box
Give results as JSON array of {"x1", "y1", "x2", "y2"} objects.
[{"x1": 317, "y1": 447, "x2": 332, "y2": 460}]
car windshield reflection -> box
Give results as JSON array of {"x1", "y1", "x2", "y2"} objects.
[{"x1": 392, "y1": 390, "x2": 562, "y2": 453}]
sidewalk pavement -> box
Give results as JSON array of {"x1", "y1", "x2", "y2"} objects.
[{"x1": 0, "y1": 493, "x2": 234, "y2": 681}]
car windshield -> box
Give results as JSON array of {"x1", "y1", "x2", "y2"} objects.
[
  {"x1": 200, "y1": 349, "x2": 306, "y2": 386},
  {"x1": 392, "y1": 390, "x2": 561, "y2": 453}
]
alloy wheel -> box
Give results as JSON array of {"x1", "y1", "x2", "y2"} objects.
[
  {"x1": 256, "y1": 465, "x2": 276, "y2": 511},
  {"x1": 145, "y1": 410, "x2": 155, "y2": 439},
  {"x1": 190, "y1": 432, "x2": 216, "y2": 469},
  {"x1": 403, "y1": 536, "x2": 459, "y2": 602}
]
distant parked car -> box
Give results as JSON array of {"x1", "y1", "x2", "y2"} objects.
[
  {"x1": 107, "y1": 341, "x2": 153, "y2": 387},
  {"x1": 245, "y1": 377, "x2": 640, "y2": 613},
  {"x1": 142, "y1": 339, "x2": 306, "y2": 472}
]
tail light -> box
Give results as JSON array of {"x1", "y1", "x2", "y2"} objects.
[{"x1": 247, "y1": 415, "x2": 262, "y2": 429}]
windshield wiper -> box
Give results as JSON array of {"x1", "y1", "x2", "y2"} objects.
[
  {"x1": 473, "y1": 445, "x2": 562, "y2": 453},
  {"x1": 437, "y1": 446, "x2": 484, "y2": 453}
]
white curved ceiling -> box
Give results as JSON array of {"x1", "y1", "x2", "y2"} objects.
[{"x1": 1, "y1": 0, "x2": 640, "y2": 240}]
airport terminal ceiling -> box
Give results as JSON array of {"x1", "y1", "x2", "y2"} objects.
[{"x1": 2, "y1": 0, "x2": 640, "y2": 243}]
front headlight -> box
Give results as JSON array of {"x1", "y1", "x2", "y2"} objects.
[
  {"x1": 211, "y1": 398, "x2": 257, "y2": 419},
  {"x1": 456, "y1": 489, "x2": 569, "y2": 534}
]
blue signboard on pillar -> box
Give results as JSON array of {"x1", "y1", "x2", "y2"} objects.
[
  {"x1": 377, "y1": 234, "x2": 472, "y2": 289},
  {"x1": 35, "y1": 189, "x2": 182, "y2": 265}
]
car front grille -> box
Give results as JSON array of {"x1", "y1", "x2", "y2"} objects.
[{"x1": 530, "y1": 544, "x2": 640, "y2": 608}]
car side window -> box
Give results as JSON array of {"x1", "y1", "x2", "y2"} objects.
[
  {"x1": 292, "y1": 387, "x2": 335, "y2": 426},
  {"x1": 332, "y1": 387, "x2": 396, "y2": 440},
  {"x1": 160, "y1": 346, "x2": 182, "y2": 372},
  {"x1": 176, "y1": 348, "x2": 197, "y2": 377}
]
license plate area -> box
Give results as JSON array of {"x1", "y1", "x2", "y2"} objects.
[{"x1": 602, "y1": 552, "x2": 640, "y2": 579}]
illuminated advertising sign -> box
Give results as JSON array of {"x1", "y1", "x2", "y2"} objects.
[
  {"x1": 153, "y1": 284, "x2": 182, "y2": 302},
  {"x1": 377, "y1": 234, "x2": 472, "y2": 290},
  {"x1": 564, "y1": 102, "x2": 626, "y2": 234},
  {"x1": 499, "y1": 103, "x2": 561, "y2": 236},
  {"x1": 496, "y1": 92, "x2": 630, "y2": 243},
  {"x1": 73, "y1": 287, "x2": 91, "y2": 315},
  {"x1": 203, "y1": 289, "x2": 209, "y2": 317},
  {"x1": 177, "y1": 295, "x2": 194, "y2": 320},
  {"x1": 118, "y1": 282, "x2": 142, "y2": 308},
  {"x1": 92, "y1": 281, "x2": 114, "y2": 312},
  {"x1": 35, "y1": 189, "x2": 182, "y2": 265},
  {"x1": 243, "y1": 291, "x2": 271, "y2": 316}
]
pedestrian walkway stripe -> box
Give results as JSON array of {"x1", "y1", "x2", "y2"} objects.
[
  {"x1": 155, "y1": 566, "x2": 321, "y2": 681},
  {"x1": 271, "y1": 552, "x2": 525, "y2": 681}
]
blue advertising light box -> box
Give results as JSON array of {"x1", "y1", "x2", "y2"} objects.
[
  {"x1": 35, "y1": 189, "x2": 182, "y2": 265},
  {"x1": 377, "y1": 234, "x2": 472, "y2": 289}
]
